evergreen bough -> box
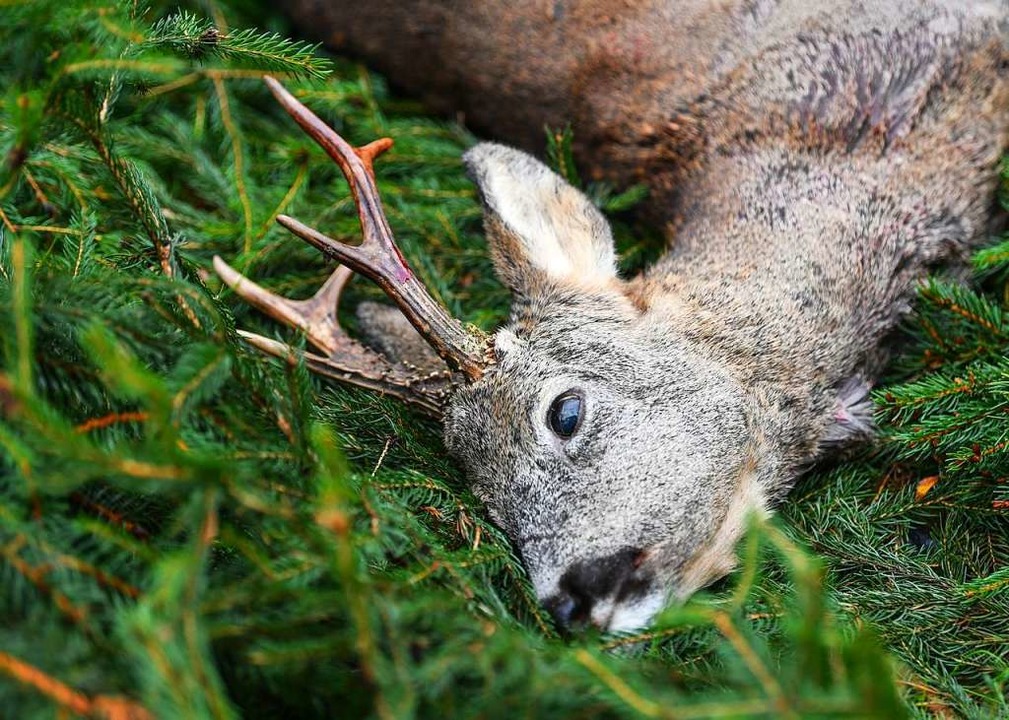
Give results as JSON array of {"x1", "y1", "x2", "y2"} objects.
[{"x1": 0, "y1": 2, "x2": 1005, "y2": 717}]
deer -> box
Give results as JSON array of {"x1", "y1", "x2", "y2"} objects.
[{"x1": 215, "y1": 0, "x2": 1008, "y2": 632}]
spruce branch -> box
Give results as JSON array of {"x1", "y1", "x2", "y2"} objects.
[
  {"x1": 918, "y1": 279, "x2": 1005, "y2": 338},
  {"x1": 59, "y1": 100, "x2": 176, "y2": 279},
  {"x1": 146, "y1": 12, "x2": 331, "y2": 81},
  {"x1": 973, "y1": 238, "x2": 1009, "y2": 271}
]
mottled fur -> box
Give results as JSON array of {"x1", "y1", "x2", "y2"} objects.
[{"x1": 288, "y1": 0, "x2": 1009, "y2": 630}]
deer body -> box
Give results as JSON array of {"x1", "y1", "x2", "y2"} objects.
[{"x1": 220, "y1": 2, "x2": 1008, "y2": 631}]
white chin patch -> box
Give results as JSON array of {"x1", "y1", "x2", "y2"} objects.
[{"x1": 600, "y1": 591, "x2": 668, "y2": 634}]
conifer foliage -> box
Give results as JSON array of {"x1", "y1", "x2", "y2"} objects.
[{"x1": 0, "y1": 2, "x2": 1005, "y2": 717}]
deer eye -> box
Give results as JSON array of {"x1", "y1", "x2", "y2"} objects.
[{"x1": 548, "y1": 391, "x2": 584, "y2": 439}]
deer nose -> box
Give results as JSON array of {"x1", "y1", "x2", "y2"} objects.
[{"x1": 545, "y1": 548, "x2": 643, "y2": 630}]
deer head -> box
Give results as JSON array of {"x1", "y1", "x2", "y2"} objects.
[{"x1": 216, "y1": 78, "x2": 767, "y2": 633}]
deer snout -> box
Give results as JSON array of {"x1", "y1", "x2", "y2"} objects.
[{"x1": 544, "y1": 547, "x2": 652, "y2": 631}]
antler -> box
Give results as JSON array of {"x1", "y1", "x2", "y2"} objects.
[
  {"x1": 214, "y1": 76, "x2": 490, "y2": 416},
  {"x1": 267, "y1": 76, "x2": 489, "y2": 380},
  {"x1": 213, "y1": 257, "x2": 454, "y2": 417}
]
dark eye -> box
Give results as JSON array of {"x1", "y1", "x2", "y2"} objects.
[{"x1": 548, "y1": 391, "x2": 584, "y2": 439}]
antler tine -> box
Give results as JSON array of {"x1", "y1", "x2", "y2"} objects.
[
  {"x1": 263, "y1": 76, "x2": 393, "y2": 220},
  {"x1": 213, "y1": 256, "x2": 351, "y2": 357},
  {"x1": 236, "y1": 331, "x2": 450, "y2": 418},
  {"x1": 263, "y1": 76, "x2": 490, "y2": 381},
  {"x1": 213, "y1": 255, "x2": 454, "y2": 418}
]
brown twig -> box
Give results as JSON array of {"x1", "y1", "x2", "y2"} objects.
[
  {"x1": 69, "y1": 492, "x2": 152, "y2": 541},
  {"x1": 0, "y1": 651, "x2": 152, "y2": 720},
  {"x1": 74, "y1": 411, "x2": 149, "y2": 434}
]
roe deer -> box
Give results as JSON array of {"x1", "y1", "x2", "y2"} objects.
[{"x1": 216, "y1": 0, "x2": 1008, "y2": 631}]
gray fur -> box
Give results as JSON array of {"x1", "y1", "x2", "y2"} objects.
[
  {"x1": 356, "y1": 301, "x2": 446, "y2": 376},
  {"x1": 359, "y1": 1, "x2": 1008, "y2": 631}
]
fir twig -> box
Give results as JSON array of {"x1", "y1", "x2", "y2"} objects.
[{"x1": 146, "y1": 12, "x2": 331, "y2": 81}]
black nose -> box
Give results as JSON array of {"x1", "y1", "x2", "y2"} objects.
[{"x1": 545, "y1": 547, "x2": 644, "y2": 630}]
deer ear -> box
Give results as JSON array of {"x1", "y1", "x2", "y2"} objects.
[{"x1": 463, "y1": 143, "x2": 619, "y2": 295}]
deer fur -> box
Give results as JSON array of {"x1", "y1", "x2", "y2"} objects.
[{"x1": 270, "y1": 0, "x2": 1008, "y2": 631}]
